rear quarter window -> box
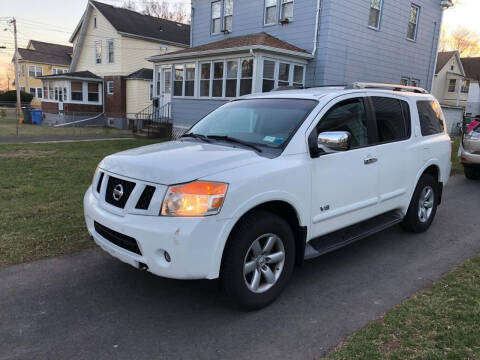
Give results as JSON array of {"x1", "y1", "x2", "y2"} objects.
[{"x1": 417, "y1": 100, "x2": 446, "y2": 136}]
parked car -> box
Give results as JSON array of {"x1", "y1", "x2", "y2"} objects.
[
  {"x1": 84, "y1": 83, "x2": 451, "y2": 309},
  {"x1": 460, "y1": 122, "x2": 480, "y2": 180}
]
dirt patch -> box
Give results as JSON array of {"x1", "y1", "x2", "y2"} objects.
[{"x1": 0, "y1": 150, "x2": 56, "y2": 158}]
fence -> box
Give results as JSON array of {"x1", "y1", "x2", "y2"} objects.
[{"x1": 0, "y1": 103, "x2": 133, "y2": 140}]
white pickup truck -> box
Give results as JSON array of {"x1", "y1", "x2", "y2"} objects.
[{"x1": 84, "y1": 83, "x2": 451, "y2": 309}]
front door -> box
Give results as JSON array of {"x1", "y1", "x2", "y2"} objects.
[
  {"x1": 160, "y1": 68, "x2": 172, "y2": 107},
  {"x1": 309, "y1": 95, "x2": 379, "y2": 239},
  {"x1": 55, "y1": 87, "x2": 64, "y2": 111}
]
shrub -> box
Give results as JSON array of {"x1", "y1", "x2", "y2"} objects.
[{"x1": 0, "y1": 90, "x2": 34, "y2": 103}]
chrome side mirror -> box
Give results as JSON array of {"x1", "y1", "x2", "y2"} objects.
[{"x1": 317, "y1": 131, "x2": 351, "y2": 153}]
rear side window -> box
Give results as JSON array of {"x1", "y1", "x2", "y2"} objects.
[
  {"x1": 371, "y1": 97, "x2": 410, "y2": 143},
  {"x1": 417, "y1": 100, "x2": 445, "y2": 136}
]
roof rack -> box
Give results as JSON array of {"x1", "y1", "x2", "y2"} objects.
[
  {"x1": 273, "y1": 85, "x2": 305, "y2": 91},
  {"x1": 345, "y1": 82, "x2": 429, "y2": 94}
]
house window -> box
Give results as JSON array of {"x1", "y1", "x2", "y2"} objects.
[
  {"x1": 281, "y1": 0, "x2": 294, "y2": 22},
  {"x1": 88, "y1": 83, "x2": 99, "y2": 102},
  {"x1": 71, "y1": 81, "x2": 83, "y2": 101},
  {"x1": 407, "y1": 4, "x2": 420, "y2": 41},
  {"x1": 159, "y1": 46, "x2": 169, "y2": 55},
  {"x1": 368, "y1": 0, "x2": 382, "y2": 29},
  {"x1": 224, "y1": 0, "x2": 233, "y2": 32},
  {"x1": 400, "y1": 78, "x2": 409, "y2": 86},
  {"x1": 29, "y1": 88, "x2": 36, "y2": 96},
  {"x1": 200, "y1": 63, "x2": 211, "y2": 97},
  {"x1": 49, "y1": 83, "x2": 54, "y2": 100},
  {"x1": 43, "y1": 82, "x2": 49, "y2": 99},
  {"x1": 94, "y1": 41, "x2": 102, "y2": 64},
  {"x1": 93, "y1": 16, "x2": 97, "y2": 28},
  {"x1": 149, "y1": 82, "x2": 153, "y2": 100},
  {"x1": 448, "y1": 79, "x2": 456, "y2": 92},
  {"x1": 54, "y1": 88, "x2": 59, "y2": 101},
  {"x1": 461, "y1": 79, "x2": 470, "y2": 93},
  {"x1": 240, "y1": 59, "x2": 253, "y2": 96},
  {"x1": 262, "y1": 60, "x2": 276, "y2": 92},
  {"x1": 226, "y1": 60, "x2": 238, "y2": 97},
  {"x1": 265, "y1": 0, "x2": 277, "y2": 25},
  {"x1": 107, "y1": 81, "x2": 114, "y2": 95},
  {"x1": 37, "y1": 87, "x2": 42, "y2": 99},
  {"x1": 185, "y1": 64, "x2": 195, "y2": 96},
  {"x1": 213, "y1": 61, "x2": 224, "y2": 97},
  {"x1": 107, "y1": 39, "x2": 114, "y2": 63},
  {"x1": 293, "y1": 65, "x2": 304, "y2": 87},
  {"x1": 212, "y1": 1, "x2": 222, "y2": 34},
  {"x1": 20, "y1": 64, "x2": 25, "y2": 77},
  {"x1": 63, "y1": 87, "x2": 68, "y2": 102},
  {"x1": 278, "y1": 63, "x2": 290, "y2": 87},
  {"x1": 28, "y1": 66, "x2": 42, "y2": 78},
  {"x1": 20, "y1": 87, "x2": 25, "y2": 93},
  {"x1": 411, "y1": 79, "x2": 420, "y2": 87},
  {"x1": 174, "y1": 65, "x2": 184, "y2": 96}
]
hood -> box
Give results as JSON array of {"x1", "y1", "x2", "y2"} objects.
[{"x1": 99, "y1": 140, "x2": 265, "y2": 185}]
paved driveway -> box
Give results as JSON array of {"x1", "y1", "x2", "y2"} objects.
[{"x1": 1, "y1": 175, "x2": 479, "y2": 360}]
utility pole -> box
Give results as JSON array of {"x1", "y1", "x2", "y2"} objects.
[{"x1": 11, "y1": 18, "x2": 21, "y2": 136}]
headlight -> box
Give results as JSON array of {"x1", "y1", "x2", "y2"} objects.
[{"x1": 161, "y1": 181, "x2": 228, "y2": 217}]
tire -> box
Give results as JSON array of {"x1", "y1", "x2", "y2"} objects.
[
  {"x1": 401, "y1": 174, "x2": 439, "y2": 233},
  {"x1": 464, "y1": 166, "x2": 480, "y2": 180},
  {"x1": 221, "y1": 210, "x2": 296, "y2": 310}
]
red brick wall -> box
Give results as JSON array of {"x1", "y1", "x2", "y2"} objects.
[
  {"x1": 104, "y1": 76, "x2": 126, "y2": 118},
  {"x1": 63, "y1": 103, "x2": 103, "y2": 114},
  {"x1": 41, "y1": 101, "x2": 59, "y2": 114}
]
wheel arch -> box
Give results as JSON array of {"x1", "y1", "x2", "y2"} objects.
[
  {"x1": 219, "y1": 200, "x2": 307, "y2": 277},
  {"x1": 409, "y1": 162, "x2": 443, "y2": 208}
]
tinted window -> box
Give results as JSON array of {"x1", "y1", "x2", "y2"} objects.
[
  {"x1": 417, "y1": 100, "x2": 445, "y2": 136},
  {"x1": 189, "y1": 99, "x2": 317, "y2": 148},
  {"x1": 316, "y1": 98, "x2": 368, "y2": 149},
  {"x1": 371, "y1": 97, "x2": 409, "y2": 143}
]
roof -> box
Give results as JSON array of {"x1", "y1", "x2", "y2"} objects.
[
  {"x1": 126, "y1": 68, "x2": 153, "y2": 80},
  {"x1": 17, "y1": 41, "x2": 72, "y2": 66},
  {"x1": 37, "y1": 70, "x2": 102, "y2": 81},
  {"x1": 461, "y1": 57, "x2": 480, "y2": 81},
  {"x1": 73, "y1": 1, "x2": 189, "y2": 46},
  {"x1": 436, "y1": 51, "x2": 457, "y2": 74},
  {"x1": 150, "y1": 33, "x2": 310, "y2": 61}
]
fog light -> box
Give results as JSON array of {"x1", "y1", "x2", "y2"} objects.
[{"x1": 164, "y1": 251, "x2": 171, "y2": 263}]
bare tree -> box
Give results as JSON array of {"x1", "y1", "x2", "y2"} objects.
[
  {"x1": 141, "y1": 0, "x2": 190, "y2": 23},
  {"x1": 122, "y1": 0, "x2": 137, "y2": 11},
  {"x1": 441, "y1": 26, "x2": 480, "y2": 57}
]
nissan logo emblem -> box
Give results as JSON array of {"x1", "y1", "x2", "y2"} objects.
[{"x1": 112, "y1": 184, "x2": 124, "y2": 201}]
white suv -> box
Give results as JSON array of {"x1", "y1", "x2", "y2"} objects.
[{"x1": 84, "y1": 83, "x2": 451, "y2": 309}]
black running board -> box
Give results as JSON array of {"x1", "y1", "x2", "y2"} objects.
[{"x1": 304, "y1": 210, "x2": 404, "y2": 260}]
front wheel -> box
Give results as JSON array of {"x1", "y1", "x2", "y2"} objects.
[
  {"x1": 401, "y1": 174, "x2": 439, "y2": 233},
  {"x1": 221, "y1": 210, "x2": 295, "y2": 310}
]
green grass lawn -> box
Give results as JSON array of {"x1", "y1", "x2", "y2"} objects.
[
  {"x1": 324, "y1": 257, "x2": 480, "y2": 359},
  {"x1": 451, "y1": 137, "x2": 463, "y2": 175},
  {"x1": 0, "y1": 139, "x2": 158, "y2": 266}
]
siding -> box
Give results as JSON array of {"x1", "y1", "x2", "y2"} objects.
[
  {"x1": 171, "y1": 98, "x2": 228, "y2": 126},
  {"x1": 190, "y1": 0, "x2": 442, "y2": 90},
  {"x1": 74, "y1": 8, "x2": 123, "y2": 75},
  {"x1": 126, "y1": 79, "x2": 152, "y2": 116}
]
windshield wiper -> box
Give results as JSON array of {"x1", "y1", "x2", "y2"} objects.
[
  {"x1": 206, "y1": 135, "x2": 263, "y2": 153},
  {"x1": 180, "y1": 132, "x2": 212, "y2": 143}
]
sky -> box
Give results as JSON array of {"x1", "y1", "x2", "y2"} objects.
[{"x1": 0, "y1": 0, "x2": 479, "y2": 91}]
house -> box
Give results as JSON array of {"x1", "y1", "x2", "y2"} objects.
[
  {"x1": 148, "y1": 0, "x2": 453, "y2": 127},
  {"x1": 460, "y1": 57, "x2": 480, "y2": 118},
  {"x1": 39, "y1": 0, "x2": 190, "y2": 127},
  {"x1": 14, "y1": 40, "x2": 72, "y2": 108},
  {"x1": 432, "y1": 50, "x2": 469, "y2": 109}
]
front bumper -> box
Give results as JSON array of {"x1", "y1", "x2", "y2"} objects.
[{"x1": 84, "y1": 186, "x2": 231, "y2": 279}]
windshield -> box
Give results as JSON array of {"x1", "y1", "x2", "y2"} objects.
[{"x1": 187, "y1": 98, "x2": 318, "y2": 149}]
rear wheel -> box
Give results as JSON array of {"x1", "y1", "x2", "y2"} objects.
[
  {"x1": 464, "y1": 166, "x2": 480, "y2": 180},
  {"x1": 221, "y1": 210, "x2": 295, "y2": 310},
  {"x1": 401, "y1": 174, "x2": 439, "y2": 233}
]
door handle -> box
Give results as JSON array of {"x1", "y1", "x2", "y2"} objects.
[{"x1": 364, "y1": 156, "x2": 378, "y2": 165}]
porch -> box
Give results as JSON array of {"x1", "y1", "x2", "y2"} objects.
[{"x1": 148, "y1": 32, "x2": 313, "y2": 129}]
